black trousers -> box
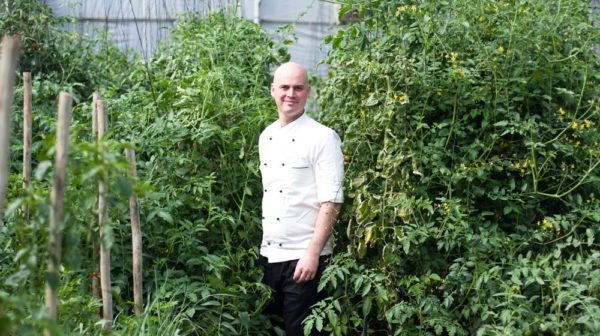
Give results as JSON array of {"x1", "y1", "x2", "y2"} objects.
[{"x1": 260, "y1": 255, "x2": 329, "y2": 336}]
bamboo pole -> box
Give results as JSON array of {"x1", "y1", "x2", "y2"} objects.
[
  {"x1": 44, "y1": 91, "x2": 72, "y2": 322},
  {"x1": 92, "y1": 91, "x2": 99, "y2": 139},
  {"x1": 126, "y1": 148, "x2": 143, "y2": 316},
  {"x1": 97, "y1": 99, "x2": 113, "y2": 331},
  {"x1": 22, "y1": 72, "x2": 32, "y2": 219},
  {"x1": 0, "y1": 35, "x2": 21, "y2": 223},
  {"x1": 91, "y1": 91, "x2": 100, "y2": 301}
]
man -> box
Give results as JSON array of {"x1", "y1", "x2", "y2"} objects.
[{"x1": 258, "y1": 62, "x2": 344, "y2": 335}]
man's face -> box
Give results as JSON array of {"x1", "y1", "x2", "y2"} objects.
[{"x1": 271, "y1": 65, "x2": 310, "y2": 124}]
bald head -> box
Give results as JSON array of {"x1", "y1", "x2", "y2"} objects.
[
  {"x1": 273, "y1": 62, "x2": 309, "y2": 84},
  {"x1": 271, "y1": 62, "x2": 311, "y2": 126}
]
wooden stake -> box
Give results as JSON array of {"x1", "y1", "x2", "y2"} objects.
[
  {"x1": 92, "y1": 91, "x2": 99, "y2": 139},
  {"x1": 22, "y1": 72, "x2": 32, "y2": 219},
  {"x1": 44, "y1": 91, "x2": 72, "y2": 321},
  {"x1": 0, "y1": 35, "x2": 21, "y2": 222},
  {"x1": 91, "y1": 91, "x2": 100, "y2": 301},
  {"x1": 97, "y1": 99, "x2": 113, "y2": 331},
  {"x1": 126, "y1": 148, "x2": 143, "y2": 316}
]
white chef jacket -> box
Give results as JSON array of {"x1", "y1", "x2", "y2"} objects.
[{"x1": 258, "y1": 113, "x2": 344, "y2": 262}]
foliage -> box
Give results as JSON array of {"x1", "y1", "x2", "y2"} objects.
[
  {"x1": 2, "y1": 2, "x2": 289, "y2": 334},
  {"x1": 0, "y1": 0, "x2": 130, "y2": 100},
  {"x1": 310, "y1": 0, "x2": 600, "y2": 334},
  {"x1": 1, "y1": 2, "x2": 133, "y2": 333},
  {"x1": 4, "y1": 0, "x2": 599, "y2": 335},
  {"x1": 103, "y1": 11, "x2": 289, "y2": 334}
]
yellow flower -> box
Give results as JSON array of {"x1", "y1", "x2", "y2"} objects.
[
  {"x1": 542, "y1": 218, "x2": 554, "y2": 231},
  {"x1": 559, "y1": 107, "x2": 566, "y2": 115},
  {"x1": 571, "y1": 121, "x2": 578, "y2": 129},
  {"x1": 498, "y1": 46, "x2": 505, "y2": 53},
  {"x1": 396, "y1": 6, "x2": 406, "y2": 16}
]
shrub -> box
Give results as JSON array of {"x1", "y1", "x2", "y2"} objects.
[
  {"x1": 104, "y1": 11, "x2": 290, "y2": 335},
  {"x1": 311, "y1": 0, "x2": 600, "y2": 335},
  {"x1": 1, "y1": 4, "x2": 289, "y2": 334}
]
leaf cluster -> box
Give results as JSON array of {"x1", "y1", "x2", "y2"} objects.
[
  {"x1": 314, "y1": 0, "x2": 600, "y2": 334},
  {"x1": 2, "y1": 3, "x2": 288, "y2": 335}
]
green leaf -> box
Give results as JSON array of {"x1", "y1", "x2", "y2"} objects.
[
  {"x1": 303, "y1": 319, "x2": 314, "y2": 336},
  {"x1": 158, "y1": 211, "x2": 174, "y2": 224},
  {"x1": 326, "y1": 309, "x2": 337, "y2": 330},
  {"x1": 362, "y1": 296, "x2": 372, "y2": 316},
  {"x1": 576, "y1": 315, "x2": 590, "y2": 324},
  {"x1": 315, "y1": 315, "x2": 323, "y2": 332},
  {"x1": 238, "y1": 311, "x2": 250, "y2": 327},
  {"x1": 364, "y1": 93, "x2": 380, "y2": 107},
  {"x1": 34, "y1": 160, "x2": 52, "y2": 181},
  {"x1": 5, "y1": 199, "x2": 23, "y2": 217},
  {"x1": 361, "y1": 281, "x2": 372, "y2": 297}
]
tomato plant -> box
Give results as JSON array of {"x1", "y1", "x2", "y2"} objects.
[
  {"x1": 311, "y1": 0, "x2": 600, "y2": 334},
  {"x1": 2, "y1": 3, "x2": 288, "y2": 335}
]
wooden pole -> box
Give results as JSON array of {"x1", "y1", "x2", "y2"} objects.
[
  {"x1": 91, "y1": 91, "x2": 100, "y2": 301},
  {"x1": 22, "y1": 72, "x2": 32, "y2": 219},
  {"x1": 44, "y1": 91, "x2": 72, "y2": 322},
  {"x1": 126, "y1": 148, "x2": 143, "y2": 316},
  {"x1": 92, "y1": 91, "x2": 99, "y2": 139},
  {"x1": 0, "y1": 35, "x2": 21, "y2": 223},
  {"x1": 97, "y1": 99, "x2": 113, "y2": 331}
]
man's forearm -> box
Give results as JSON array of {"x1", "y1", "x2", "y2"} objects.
[{"x1": 306, "y1": 201, "x2": 342, "y2": 257}]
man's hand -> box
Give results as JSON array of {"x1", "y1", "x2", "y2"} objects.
[{"x1": 293, "y1": 254, "x2": 319, "y2": 283}]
